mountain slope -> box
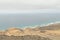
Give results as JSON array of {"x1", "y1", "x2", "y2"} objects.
[{"x1": 0, "y1": 35, "x2": 51, "y2": 40}]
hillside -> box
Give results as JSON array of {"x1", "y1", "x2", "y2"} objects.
[
  {"x1": 0, "y1": 35, "x2": 51, "y2": 40},
  {"x1": 0, "y1": 23, "x2": 60, "y2": 40}
]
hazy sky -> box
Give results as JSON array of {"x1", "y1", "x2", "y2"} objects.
[{"x1": 0, "y1": 0, "x2": 60, "y2": 14}]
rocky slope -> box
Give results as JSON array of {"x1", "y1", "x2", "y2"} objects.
[
  {"x1": 0, "y1": 35, "x2": 51, "y2": 40},
  {"x1": 0, "y1": 23, "x2": 60, "y2": 40}
]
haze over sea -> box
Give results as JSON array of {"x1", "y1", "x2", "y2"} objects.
[
  {"x1": 0, "y1": 13, "x2": 60, "y2": 30},
  {"x1": 0, "y1": 0, "x2": 60, "y2": 30}
]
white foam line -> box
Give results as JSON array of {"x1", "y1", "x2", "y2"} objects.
[
  {"x1": 40, "y1": 21, "x2": 60, "y2": 27},
  {"x1": 22, "y1": 21, "x2": 60, "y2": 29}
]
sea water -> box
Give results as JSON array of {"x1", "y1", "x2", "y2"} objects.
[{"x1": 0, "y1": 13, "x2": 60, "y2": 30}]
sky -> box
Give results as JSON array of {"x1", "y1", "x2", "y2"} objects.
[{"x1": 0, "y1": 0, "x2": 60, "y2": 14}]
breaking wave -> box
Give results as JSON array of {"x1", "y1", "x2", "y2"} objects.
[
  {"x1": 24, "y1": 21, "x2": 60, "y2": 28},
  {"x1": 40, "y1": 21, "x2": 60, "y2": 27}
]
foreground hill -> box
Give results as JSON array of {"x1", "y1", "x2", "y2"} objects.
[
  {"x1": 0, "y1": 23, "x2": 60, "y2": 40},
  {"x1": 0, "y1": 35, "x2": 51, "y2": 40}
]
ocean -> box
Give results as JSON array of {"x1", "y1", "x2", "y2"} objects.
[{"x1": 0, "y1": 13, "x2": 60, "y2": 30}]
